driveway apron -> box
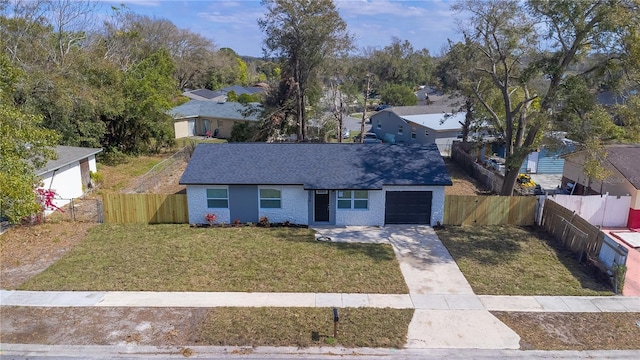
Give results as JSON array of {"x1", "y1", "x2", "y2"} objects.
[
  {"x1": 384, "y1": 225, "x2": 474, "y2": 295},
  {"x1": 384, "y1": 225, "x2": 520, "y2": 349}
]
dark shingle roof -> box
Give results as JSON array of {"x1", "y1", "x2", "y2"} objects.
[
  {"x1": 169, "y1": 100, "x2": 260, "y2": 121},
  {"x1": 180, "y1": 143, "x2": 452, "y2": 189},
  {"x1": 606, "y1": 144, "x2": 640, "y2": 189},
  {"x1": 36, "y1": 146, "x2": 102, "y2": 176}
]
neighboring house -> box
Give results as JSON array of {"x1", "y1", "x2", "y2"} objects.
[
  {"x1": 37, "y1": 145, "x2": 102, "y2": 212},
  {"x1": 485, "y1": 137, "x2": 575, "y2": 175},
  {"x1": 183, "y1": 84, "x2": 267, "y2": 103},
  {"x1": 561, "y1": 144, "x2": 640, "y2": 228},
  {"x1": 370, "y1": 108, "x2": 466, "y2": 155},
  {"x1": 170, "y1": 100, "x2": 260, "y2": 139},
  {"x1": 179, "y1": 143, "x2": 452, "y2": 226}
]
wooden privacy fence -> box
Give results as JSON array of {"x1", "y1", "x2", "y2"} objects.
[
  {"x1": 102, "y1": 194, "x2": 188, "y2": 224},
  {"x1": 443, "y1": 195, "x2": 536, "y2": 226},
  {"x1": 540, "y1": 199, "x2": 604, "y2": 259}
]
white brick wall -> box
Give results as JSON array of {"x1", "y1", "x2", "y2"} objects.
[
  {"x1": 336, "y1": 190, "x2": 385, "y2": 226},
  {"x1": 186, "y1": 184, "x2": 447, "y2": 226},
  {"x1": 186, "y1": 185, "x2": 231, "y2": 224},
  {"x1": 259, "y1": 185, "x2": 308, "y2": 224}
]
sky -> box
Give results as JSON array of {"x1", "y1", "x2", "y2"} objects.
[{"x1": 99, "y1": 0, "x2": 462, "y2": 57}]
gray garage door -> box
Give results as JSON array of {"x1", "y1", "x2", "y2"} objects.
[{"x1": 385, "y1": 191, "x2": 432, "y2": 224}]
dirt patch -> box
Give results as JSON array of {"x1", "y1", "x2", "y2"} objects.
[
  {"x1": 444, "y1": 158, "x2": 490, "y2": 195},
  {"x1": 0, "y1": 306, "x2": 207, "y2": 346},
  {"x1": 493, "y1": 312, "x2": 640, "y2": 350},
  {"x1": 0, "y1": 221, "x2": 96, "y2": 289}
]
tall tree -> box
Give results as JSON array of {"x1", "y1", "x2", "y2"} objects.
[
  {"x1": 259, "y1": 0, "x2": 352, "y2": 140},
  {"x1": 369, "y1": 37, "x2": 433, "y2": 88},
  {"x1": 0, "y1": 53, "x2": 59, "y2": 223},
  {"x1": 453, "y1": 0, "x2": 640, "y2": 195}
]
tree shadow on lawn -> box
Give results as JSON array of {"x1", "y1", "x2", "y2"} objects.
[
  {"x1": 437, "y1": 225, "x2": 613, "y2": 294},
  {"x1": 437, "y1": 225, "x2": 524, "y2": 266},
  {"x1": 526, "y1": 226, "x2": 613, "y2": 294},
  {"x1": 270, "y1": 228, "x2": 396, "y2": 262}
]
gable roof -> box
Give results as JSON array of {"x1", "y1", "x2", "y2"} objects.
[
  {"x1": 402, "y1": 112, "x2": 466, "y2": 132},
  {"x1": 36, "y1": 146, "x2": 102, "y2": 176},
  {"x1": 180, "y1": 143, "x2": 452, "y2": 189},
  {"x1": 183, "y1": 86, "x2": 266, "y2": 101},
  {"x1": 169, "y1": 100, "x2": 260, "y2": 121},
  {"x1": 606, "y1": 144, "x2": 640, "y2": 189}
]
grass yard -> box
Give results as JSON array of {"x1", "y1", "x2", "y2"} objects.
[
  {"x1": 97, "y1": 154, "x2": 170, "y2": 193},
  {"x1": 196, "y1": 307, "x2": 413, "y2": 348},
  {"x1": 436, "y1": 225, "x2": 613, "y2": 296},
  {"x1": 19, "y1": 224, "x2": 408, "y2": 293}
]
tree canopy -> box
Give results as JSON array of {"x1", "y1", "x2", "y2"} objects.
[
  {"x1": 259, "y1": 0, "x2": 352, "y2": 140},
  {"x1": 447, "y1": 0, "x2": 640, "y2": 195},
  {"x1": 0, "y1": 54, "x2": 60, "y2": 223}
]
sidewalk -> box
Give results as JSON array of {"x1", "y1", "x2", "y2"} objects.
[
  {"x1": 2, "y1": 343, "x2": 640, "y2": 359},
  {"x1": 2, "y1": 290, "x2": 639, "y2": 311}
]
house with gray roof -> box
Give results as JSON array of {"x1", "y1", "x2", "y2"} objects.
[
  {"x1": 370, "y1": 108, "x2": 466, "y2": 155},
  {"x1": 183, "y1": 85, "x2": 267, "y2": 102},
  {"x1": 179, "y1": 143, "x2": 452, "y2": 226},
  {"x1": 37, "y1": 146, "x2": 102, "y2": 213},
  {"x1": 170, "y1": 100, "x2": 261, "y2": 139}
]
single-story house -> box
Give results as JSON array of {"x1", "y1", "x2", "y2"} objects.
[
  {"x1": 561, "y1": 144, "x2": 640, "y2": 228},
  {"x1": 179, "y1": 143, "x2": 452, "y2": 226},
  {"x1": 170, "y1": 100, "x2": 260, "y2": 139},
  {"x1": 183, "y1": 85, "x2": 267, "y2": 103},
  {"x1": 37, "y1": 145, "x2": 102, "y2": 212}
]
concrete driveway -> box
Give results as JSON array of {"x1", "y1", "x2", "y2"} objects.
[
  {"x1": 313, "y1": 225, "x2": 473, "y2": 294},
  {"x1": 313, "y1": 225, "x2": 521, "y2": 349}
]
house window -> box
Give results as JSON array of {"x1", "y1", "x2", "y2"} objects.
[
  {"x1": 259, "y1": 188, "x2": 281, "y2": 208},
  {"x1": 377, "y1": 119, "x2": 382, "y2": 129},
  {"x1": 425, "y1": 130, "x2": 430, "y2": 136},
  {"x1": 337, "y1": 190, "x2": 368, "y2": 209},
  {"x1": 411, "y1": 127, "x2": 417, "y2": 139},
  {"x1": 217, "y1": 120, "x2": 223, "y2": 128},
  {"x1": 398, "y1": 125, "x2": 403, "y2": 135},
  {"x1": 206, "y1": 188, "x2": 228, "y2": 208}
]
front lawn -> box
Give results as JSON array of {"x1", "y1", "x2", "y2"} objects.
[
  {"x1": 196, "y1": 307, "x2": 413, "y2": 348},
  {"x1": 20, "y1": 224, "x2": 408, "y2": 293},
  {"x1": 436, "y1": 225, "x2": 613, "y2": 296}
]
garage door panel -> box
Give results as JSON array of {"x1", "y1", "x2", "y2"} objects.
[{"x1": 385, "y1": 191, "x2": 432, "y2": 224}]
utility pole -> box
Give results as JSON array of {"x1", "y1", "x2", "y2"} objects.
[{"x1": 359, "y1": 73, "x2": 372, "y2": 143}]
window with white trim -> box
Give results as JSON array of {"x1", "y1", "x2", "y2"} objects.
[
  {"x1": 206, "y1": 188, "x2": 228, "y2": 208},
  {"x1": 411, "y1": 127, "x2": 417, "y2": 139},
  {"x1": 425, "y1": 130, "x2": 430, "y2": 136},
  {"x1": 377, "y1": 119, "x2": 382, "y2": 129},
  {"x1": 259, "y1": 188, "x2": 281, "y2": 208},
  {"x1": 398, "y1": 125, "x2": 403, "y2": 135},
  {"x1": 337, "y1": 190, "x2": 368, "y2": 209}
]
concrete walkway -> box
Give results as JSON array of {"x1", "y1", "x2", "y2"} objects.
[{"x1": 2, "y1": 290, "x2": 638, "y2": 311}]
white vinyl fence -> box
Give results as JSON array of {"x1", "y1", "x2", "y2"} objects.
[{"x1": 546, "y1": 193, "x2": 631, "y2": 227}]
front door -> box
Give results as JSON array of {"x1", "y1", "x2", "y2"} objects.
[{"x1": 314, "y1": 191, "x2": 330, "y2": 222}]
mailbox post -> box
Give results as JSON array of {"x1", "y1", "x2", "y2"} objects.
[{"x1": 333, "y1": 307, "x2": 339, "y2": 338}]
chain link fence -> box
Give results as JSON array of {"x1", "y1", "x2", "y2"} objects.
[
  {"x1": 46, "y1": 197, "x2": 104, "y2": 223},
  {"x1": 135, "y1": 146, "x2": 192, "y2": 194}
]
